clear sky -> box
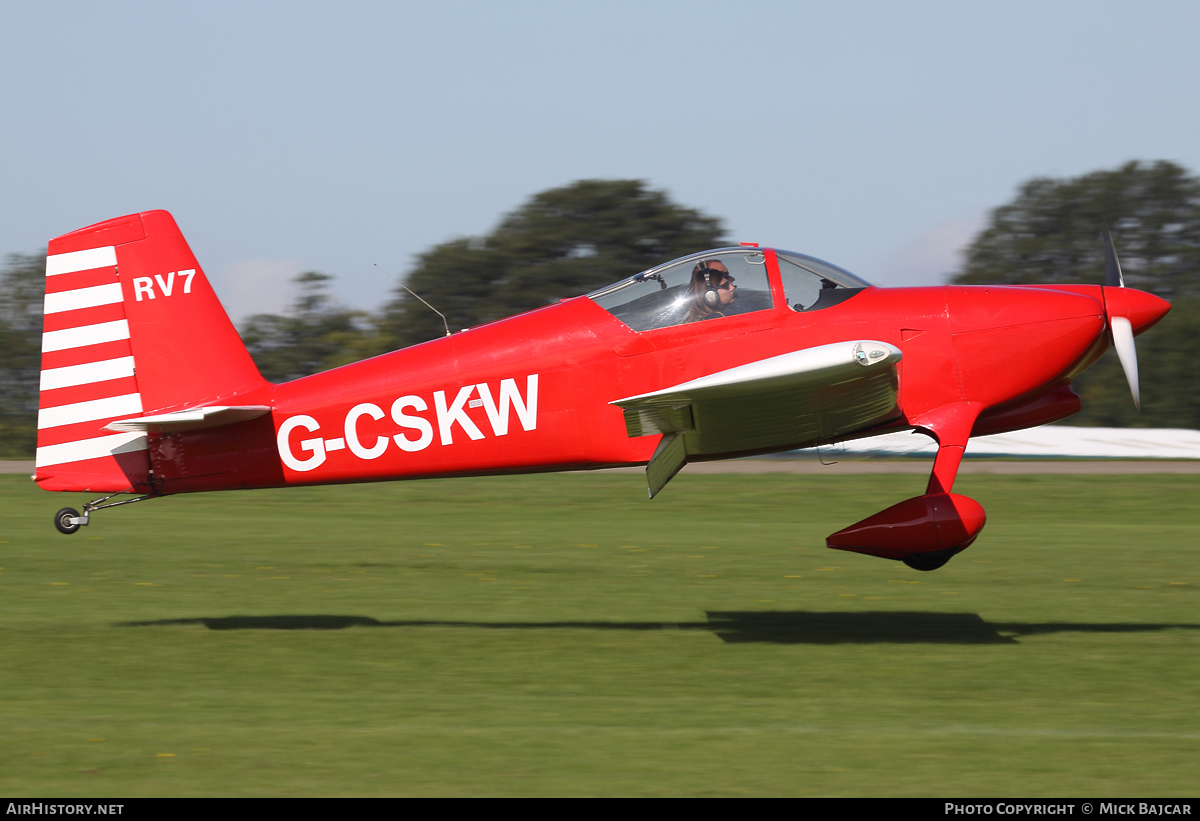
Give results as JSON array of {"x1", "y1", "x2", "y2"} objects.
[{"x1": 3, "y1": 1, "x2": 1199, "y2": 320}]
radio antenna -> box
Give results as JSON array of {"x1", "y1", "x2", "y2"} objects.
[{"x1": 374, "y1": 264, "x2": 451, "y2": 337}]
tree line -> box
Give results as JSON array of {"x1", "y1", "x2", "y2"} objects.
[{"x1": 3, "y1": 167, "x2": 1200, "y2": 459}]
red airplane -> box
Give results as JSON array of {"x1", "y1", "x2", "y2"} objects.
[{"x1": 35, "y1": 210, "x2": 1169, "y2": 570}]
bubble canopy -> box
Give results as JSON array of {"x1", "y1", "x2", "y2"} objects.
[{"x1": 587, "y1": 248, "x2": 871, "y2": 332}]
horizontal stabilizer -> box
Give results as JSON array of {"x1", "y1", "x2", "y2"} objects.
[{"x1": 103, "y1": 405, "x2": 271, "y2": 433}]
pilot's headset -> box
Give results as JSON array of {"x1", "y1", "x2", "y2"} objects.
[{"x1": 695, "y1": 260, "x2": 723, "y2": 310}]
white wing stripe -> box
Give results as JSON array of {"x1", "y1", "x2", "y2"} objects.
[
  {"x1": 35, "y1": 432, "x2": 148, "y2": 468},
  {"x1": 45, "y1": 246, "x2": 117, "y2": 276},
  {"x1": 37, "y1": 393, "x2": 143, "y2": 429},
  {"x1": 42, "y1": 320, "x2": 130, "y2": 352},
  {"x1": 44, "y1": 283, "x2": 124, "y2": 314},
  {"x1": 40, "y1": 357, "x2": 135, "y2": 391}
]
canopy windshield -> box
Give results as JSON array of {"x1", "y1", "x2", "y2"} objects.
[{"x1": 775, "y1": 250, "x2": 871, "y2": 313}]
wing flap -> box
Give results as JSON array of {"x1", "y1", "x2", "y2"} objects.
[{"x1": 646, "y1": 432, "x2": 687, "y2": 499}]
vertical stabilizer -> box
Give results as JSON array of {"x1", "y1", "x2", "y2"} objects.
[{"x1": 36, "y1": 210, "x2": 269, "y2": 493}]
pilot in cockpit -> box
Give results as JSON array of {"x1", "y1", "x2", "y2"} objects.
[{"x1": 687, "y1": 259, "x2": 737, "y2": 323}]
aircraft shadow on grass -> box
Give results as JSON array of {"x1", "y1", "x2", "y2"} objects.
[{"x1": 119, "y1": 612, "x2": 1200, "y2": 646}]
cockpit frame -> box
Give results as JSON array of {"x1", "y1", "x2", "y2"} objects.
[{"x1": 587, "y1": 246, "x2": 873, "y2": 332}]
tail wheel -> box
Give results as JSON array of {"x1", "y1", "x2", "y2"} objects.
[
  {"x1": 54, "y1": 508, "x2": 82, "y2": 535},
  {"x1": 902, "y1": 547, "x2": 958, "y2": 572}
]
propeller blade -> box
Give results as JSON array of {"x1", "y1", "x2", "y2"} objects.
[
  {"x1": 1103, "y1": 226, "x2": 1125, "y2": 288},
  {"x1": 1110, "y1": 315, "x2": 1140, "y2": 411}
]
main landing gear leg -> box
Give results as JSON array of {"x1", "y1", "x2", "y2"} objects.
[
  {"x1": 915, "y1": 402, "x2": 983, "y2": 497},
  {"x1": 903, "y1": 402, "x2": 986, "y2": 570},
  {"x1": 53, "y1": 492, "x2": 157, "y2": 535}
]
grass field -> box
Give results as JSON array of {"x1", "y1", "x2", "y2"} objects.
[{"x1": 1, "y1": 469, "x2": 1197, "y2": 796}]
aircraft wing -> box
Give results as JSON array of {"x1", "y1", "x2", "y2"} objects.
[{"x1": 611, "y1": 341, "x2": 902, "y2": 496}]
